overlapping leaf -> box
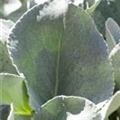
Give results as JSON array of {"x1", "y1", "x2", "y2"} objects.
[
  {"x1": 0, "y1": 73, "x2": 32, "y2": 119},
  {"x1": 106, "y1": 18, "x2": 120, "y2": 90},
  {"x1": 8, "y1": 0, "x2": 114, "y2": 111},
  {"x1": 106, "y1": 18, "x2": 120, "y2": 52},
  {"x1": 70, "y1": 0, "x2": 101, "y2": 13},
  {"x1": 85, "y1": 0, "x2": 101, "y2": 14},
  {"x1": 100, "y1": 91, "x2": 120, "y2": 120},
  {"x1": 0, "y1": 19, "x2": 17, "y2": 74},
  {"x1": 33, "y1": 96, "x2": 101, "y2": 120},
  {"x1": 92, "y1": 0, "x2": 120, "y2": 36}
]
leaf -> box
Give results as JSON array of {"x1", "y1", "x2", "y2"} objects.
[
  {"x1": 106, "y1": 18, "x2": 120, "y2": 52},
  {"x1": 92, "y1": 0, "x2": 120, "y2": 36},
  {"x1": 8, "y1": 104, "x2": 14, "y2": 120},
  {"x1": 0, "y1": 41, "x2": 17, "y2": 74},
  {"x1": 15, "y1": 114, "x2": 32, "y2": 120},
  {"x1": 0, "y1": 104, "x2": 11, "y2": 120},
  {"x1": 0, "y1": 19, "x2": 17, "y2": 74},
  {"x1": 109, "y1": 45, "x2": 120, "y2": 91},
  {"x1": 105, "y1": 18, "x2": 120, "y2": 90},
  {"x1": 69, "y1": 0, "x2": 101, "y2": 13},
  {"x1": 0, "y1": 73, "x2": 33, "y2": 117},
  {"x1": 33, "y1": 96, "x2": 101, "y2": 120},
  {"x1": 106, "y1": 18, "x2": 120, "y2": 45},
  {"x1": 8, "y1": 0, "x2": 114, "y2": 110},
  {"x1": 100, "y1": 91, "x2": 120, "y2": 120},
  {"x1": 86, "y1": 0, "x2": 101, "y2": 14}
]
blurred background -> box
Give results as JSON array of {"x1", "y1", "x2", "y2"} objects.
[
  {"x1": 0, "y1": 0, "x2": 120, "y2": 36},
  {"x1": 0, "y1": 0, "x2": 49, "y2": 22}
]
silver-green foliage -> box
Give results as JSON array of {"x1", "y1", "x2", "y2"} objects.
[
  {"x1": 7, "y1": 0, "x2": 114, "y2": 111},
  {"x1": 1, "y1": 0, "x2": 120, "y2": 120}
]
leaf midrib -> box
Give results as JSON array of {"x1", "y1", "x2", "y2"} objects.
[{"x1": 54, "y1": 39, "x2": 61, "y2": 96}]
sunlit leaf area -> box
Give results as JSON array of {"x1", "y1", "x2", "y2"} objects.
[{"x1": 0, "y1": 0, "x2": 120, "y2": 120}]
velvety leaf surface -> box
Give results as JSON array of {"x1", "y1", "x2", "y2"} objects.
[
  {"x1": 105, "y1": 18, "x2": 120, "y2": 90},
  {"x1": 33, "y1": 96, "x2": 101, "y2": 120},
  {"x1": 0, "y1": 73, "x2": 32, "y2": 117},
  {"x1": 8, "y1": 0, "x2": 114, "y2": 110},
  {"x1": 0, "y1": 104, "x2": 11, "y2": 120},
  {"x1": 100, "y1": 91, "x2": 120, "y2": 120}
]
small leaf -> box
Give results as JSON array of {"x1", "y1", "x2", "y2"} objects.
[
  {"x1": 69, "y1": 0, "x2": 101, "y2": 13},
  {"x1": 0, "y1": 73, "x2": 33, "y2": 117},
  {"x1": 106, "y1": 18, "x2": 120, "y2": 52},
  {"x1": 86, "y1": 0, "x2": 101, "y2": 14},
  {"x1": 100, "y1": 91, "x2": 120, "y2": 120},
  {"x1": 92, "y1": 0, "x2": 120, "y2": 36},
  {"x1": 33, "y1": 96, "x2": 101, "y2": 120},
  {"x1": 105, "y1": 18, "x2": 120, "y2": 90}
]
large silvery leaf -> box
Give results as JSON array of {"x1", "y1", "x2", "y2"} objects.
[
  {"x1": 8, "y1": 0, "x2": 114, "y2": 110},
  {"x1": 0, "y1": 73, "x2": 32, "y2": 118},
  {"x1": 100, "y1": 91, "x2": 120, "y2": 120},
  {"x1": 33, "y1": 96, "x2": 101, "y2": 120}
]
